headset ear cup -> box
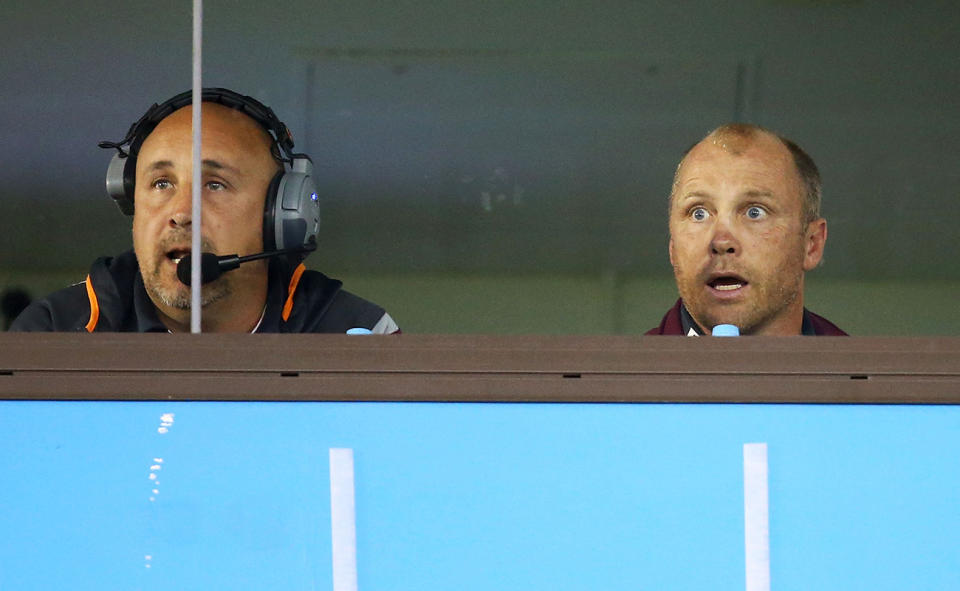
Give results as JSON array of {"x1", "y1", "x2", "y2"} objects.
[
  {"x1": 270, "y1": 165, "x2": 320, "y2": 255},
  {"x1": 295, "y1": 173, "x2": 321, "y2": 249},
  {"x1": 262, "y1": 170, "x2": 284, "y2": 252},
  {"x1": 123, "y1": 155, "x2": 137, "y2": 211},
  {"x1": 105, "y1": 153, "x2": 137, "y2": 215}
]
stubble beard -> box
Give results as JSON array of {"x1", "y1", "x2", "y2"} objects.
[
  {"x1": 140, "y1": 232, "x2": 232, "y2": 311},
  {"x1": 145, "y1": 271, "x2": 232, "y2": 310},
  {"x1": 675, "y1": 253, "x2": 804, "y2": 335}
]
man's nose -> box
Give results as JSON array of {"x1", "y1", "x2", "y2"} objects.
[
  {"x1": 710, "y1": 218, "x2": 739, "y2": 255},
  {"x1": 168, "y1": 183, "x2": 193, "y2": 228}
]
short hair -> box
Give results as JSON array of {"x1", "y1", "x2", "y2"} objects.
[{"x1": 672, "y1": 123, "x2": 822, "y2": 224}]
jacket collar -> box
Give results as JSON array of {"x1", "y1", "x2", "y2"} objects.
[{"x1": 679, "y1": 301, "x2": 817, "y2": 336}]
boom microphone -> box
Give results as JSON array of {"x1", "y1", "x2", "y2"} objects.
[{"x1": 176, "y1": 241, "x2": 317, "y2": 286}]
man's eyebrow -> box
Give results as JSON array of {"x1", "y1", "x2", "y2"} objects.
[
  {"x1": 142, "y1": 159, "x2": 244, "y2": 176},
  {"x1": 743, "y1": 189, "x2": 775, "y2": 199},
  {"x1": 678, "y1": 190, "x2": 711, "y2": 200},
  {"x1": 201, "y1": 159, "x2": 242, "y2": 175},
  {"x1": 143, "y1": 160, "x2": 174, "y2": 173}
]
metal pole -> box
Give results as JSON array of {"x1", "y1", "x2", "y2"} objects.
[{"x1": 190, "y1": 0, "x2": 203, "y2": 333}]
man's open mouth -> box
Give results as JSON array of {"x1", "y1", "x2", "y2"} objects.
[
  {"x1": 166, "y1": 248, "x2": 191, "y2": 265},
  {"x1": 708, "y1": 275, "x2": 748, "y2": 291}
]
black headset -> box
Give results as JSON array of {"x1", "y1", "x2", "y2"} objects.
[{"x1": 99, "y1": 88, "x2": 320, "y2": 259}]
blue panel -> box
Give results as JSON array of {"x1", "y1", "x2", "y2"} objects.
[{"x1": 1, "y1": 401, "x2": 958, "y2": 590}]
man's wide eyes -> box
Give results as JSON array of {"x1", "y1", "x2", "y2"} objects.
[{"x1": 687, "y1": 205, "x2": 767, "y2": 221}]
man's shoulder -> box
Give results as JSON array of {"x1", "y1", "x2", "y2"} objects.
[
  {"x1": 325, "y1": 288, "x2": 399, "y2": 334},
  {"x1": 9, "y1": 252, "x2": 141, "y2": 332},
  {"x1": 645, "y1": 299, "x2": 685, "y2": 335},
  {"x1": 9, "y1": 281, "x2": 89, "y2": 331},
  {"x1": 806, "y1": 310, "x2": 848, "y2": 336},
  {"x1": 281, "y1": 268, "x2": 398, "y2": 334}
]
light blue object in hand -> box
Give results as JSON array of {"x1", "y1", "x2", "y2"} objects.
[
  {"x1": 711, "y1": 324, "x2": 740, "y2": 337},
  {"x1": 346, "y1": 327, "x2": 373, "y2": 335}
]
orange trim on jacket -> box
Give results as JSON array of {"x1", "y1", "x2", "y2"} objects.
[
  {"x1": 281, "y1": 263, "x2": 307, "y2": 322},
  {"x1": 84, "y1": 275, "x2": 100, "y2": 332}
]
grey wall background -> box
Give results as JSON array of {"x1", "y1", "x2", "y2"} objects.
[{"x1": 1, "y1": 0, "x2": 957, "y2": 334}]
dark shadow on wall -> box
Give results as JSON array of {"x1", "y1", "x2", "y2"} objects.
[{"x1": 2, "y1": 287, "x2": 32, "y2": 330}]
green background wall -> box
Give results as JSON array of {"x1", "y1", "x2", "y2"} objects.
[{"x1": 1, "y1": 1, "x2": 957, "y2": 334}]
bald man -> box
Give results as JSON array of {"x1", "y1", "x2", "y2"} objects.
[
  {"x1": 12, "y1": 88, "x2": 398, "y2": 333},
  {"x1": 648, "y1": 123, "x2": 846, "y2": 336}
]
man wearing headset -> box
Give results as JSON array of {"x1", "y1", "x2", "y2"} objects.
[
  {"x1": 647, "y1": 123, "x2": 845, "y2": 336},
  {"x1": 12, "y1": 89, "x2": 399, "y2": 333}
]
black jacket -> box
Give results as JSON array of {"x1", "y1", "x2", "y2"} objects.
[{"x1": 10, "y1": 250, "x2": 397, "y2": 333}]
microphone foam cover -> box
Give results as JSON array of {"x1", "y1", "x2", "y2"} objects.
[{"x1": 176, "y1": 253, "x2": 223, "y2": 286}]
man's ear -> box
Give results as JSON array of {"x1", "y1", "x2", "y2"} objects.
[
  {"x1": 802, "y1": 218, "x2": 827, "y2": 271},
  {"x1": 668, "y1": 236, "x2": 675, "y2": 267}
]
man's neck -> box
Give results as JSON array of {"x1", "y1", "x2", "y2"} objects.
[
  {"x1": 156, "y1": 289, "x2": 268, "y2": 333},
  {"x1": 157, "y1": 303, "x2": 266, "y2": 333}
]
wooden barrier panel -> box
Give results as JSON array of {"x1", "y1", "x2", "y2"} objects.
[
  {"x1": 1, "y1": 335, "x2": 959, "y2": 590},
  {"x1": 1, "y1": 334, "x2": 959, "y2": 402}
]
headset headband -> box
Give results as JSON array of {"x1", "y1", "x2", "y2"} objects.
[{"x1": 98, "y1": 88, "x2": 300, "y2": 163}]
